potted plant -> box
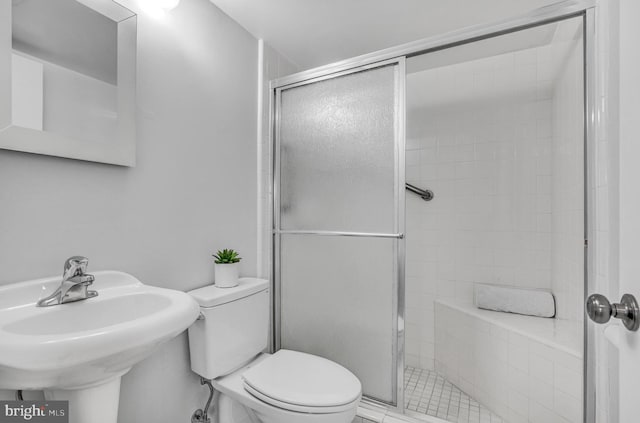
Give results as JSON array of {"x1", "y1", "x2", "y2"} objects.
[{"x1": 213, "y1": 249, "x2": 241, "y2": 288}]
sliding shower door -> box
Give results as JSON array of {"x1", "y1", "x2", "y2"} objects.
[{"x1": 273, "y1": 59, "x2": 405, "y2": 406}]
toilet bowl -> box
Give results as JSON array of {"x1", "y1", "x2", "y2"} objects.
[
  {"x1": 187, "y1": 278, "x2": 362, "y2": 423},
  {"x1": 213, "y1": 351, "x2": 360, "y2": 423}
]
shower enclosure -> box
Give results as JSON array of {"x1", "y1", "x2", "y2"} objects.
[{"x1": 270, "y1": 3, "x2": 594, "y2": 422}]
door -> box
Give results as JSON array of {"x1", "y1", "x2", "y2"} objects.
[
  {"x1": 614, "y1": 0, "x2": 640, "y2": 421},
  {"x1": 273, "y1": 59, "x2": 406, "y2": 406},
  {"x1": 588, "y1": 1, "x2": 640, "y2": 422}
]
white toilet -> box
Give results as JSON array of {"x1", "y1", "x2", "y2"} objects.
[{"x1": 187, "y1": 278, "x2": 362, "y2": 423}]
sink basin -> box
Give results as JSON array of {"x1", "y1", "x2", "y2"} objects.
[
  {"x1": 0, "y1": 271, "x2": 200, "y2": 423},
  {"x1": 5, "y1": 293, "x2": 172, "y2": 336}
]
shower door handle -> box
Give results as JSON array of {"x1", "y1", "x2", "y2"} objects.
[{"x1": 586, "y1": 293, "x2": 640, "y2": 331}]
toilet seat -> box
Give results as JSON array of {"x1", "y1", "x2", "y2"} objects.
[
  {"x1": 243, "y1": 383, "x2": 358, "y2": 414},
  {"x1": 241, "y1": 349, "x2": 361, "y2": 414}
]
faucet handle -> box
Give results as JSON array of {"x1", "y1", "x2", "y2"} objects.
[{"x1": 63, "y1": 256, "x2": 90, "y2": 279}]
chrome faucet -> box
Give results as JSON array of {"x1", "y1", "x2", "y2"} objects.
[{"x1": 37, "y1": 256, "x2": 97, "y2": 307}]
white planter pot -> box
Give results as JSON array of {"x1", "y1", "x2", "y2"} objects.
[{"x1": 214, "y1": 263, "x2": 239, "y2": 288}]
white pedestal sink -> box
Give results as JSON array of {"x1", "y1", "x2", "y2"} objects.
[{"x1": 0, "y1": 271, "x2": 200, "y2": 423}]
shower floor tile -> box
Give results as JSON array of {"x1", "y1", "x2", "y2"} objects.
[{"x1": 404, "y1": 367, "x2": 504, "y2": 423}]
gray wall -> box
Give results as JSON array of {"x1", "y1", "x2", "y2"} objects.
[{"x1": 0, "y1": 0, "x2": 258, "y2": 421}]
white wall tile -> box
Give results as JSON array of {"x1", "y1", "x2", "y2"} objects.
[
  {"x1": 529, "y1": 352, "x2": 554, "y2": 382},
  {"x1": 554, "y1": 389, "x2": 582, "y2": 423},
  {"x1": 529, "y1": 376, "x2": 555, "y2": 410},
  {"x1": 529, "y1": 401, "x2": 564, "y2": 423},
  {"x1": 554, "y1": 365, "x2": 583, "y2": 399}
]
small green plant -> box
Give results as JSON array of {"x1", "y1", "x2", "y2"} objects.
[{"x1": 213, "y1": 249, "x2": 242, "y2": 264}]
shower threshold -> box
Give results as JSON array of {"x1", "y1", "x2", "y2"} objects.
[{"x1": 404, "y1": 367, "x2": 504, "y2": 423}]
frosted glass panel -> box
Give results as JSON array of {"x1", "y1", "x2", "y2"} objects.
[
  {"x1": 279, "y1": 65, "x2": 397, "y2": 232},
  {"x1": 280, "y1": 235, "x2": 396, "y2": 404}
]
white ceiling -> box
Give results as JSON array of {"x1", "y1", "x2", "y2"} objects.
[{"x1": 209, "y1": 0, "x2": 562, "y2": 71}]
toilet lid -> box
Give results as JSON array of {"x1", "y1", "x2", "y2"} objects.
[{"x1": 242, "y1": 350, "x2": 361, "y2": 412}]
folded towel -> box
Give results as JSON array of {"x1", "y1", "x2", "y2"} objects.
[{"x1": 474, "y1": 284, "x2": 555, "y2": 318}]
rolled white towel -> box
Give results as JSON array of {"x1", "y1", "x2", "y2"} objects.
[{"x1": 474, "y1": 284, "x2": 556, "y2": 318}]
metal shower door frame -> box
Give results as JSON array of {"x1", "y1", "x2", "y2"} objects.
[{"x1": 271, "y1": 57, "x2": 407, "y2": 409}]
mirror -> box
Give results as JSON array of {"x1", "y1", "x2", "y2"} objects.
[{"x1": 0, "y1": 0, "x2": 137, "y2": 166}]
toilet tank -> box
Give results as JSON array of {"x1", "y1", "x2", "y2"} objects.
[{"x1": 187, "y1": 278, "x2": 269, "y2": 379}]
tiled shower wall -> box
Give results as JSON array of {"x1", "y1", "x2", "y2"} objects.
[
  {"x1": 405, "y1": 20, "x2": 585, "y2": 370},
  {"x1": 406, "y1": 45, "x2": 558, "y2": 370},
  {"x1": 550, "y1": 32, "x2": 585, "y2": 324}
]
